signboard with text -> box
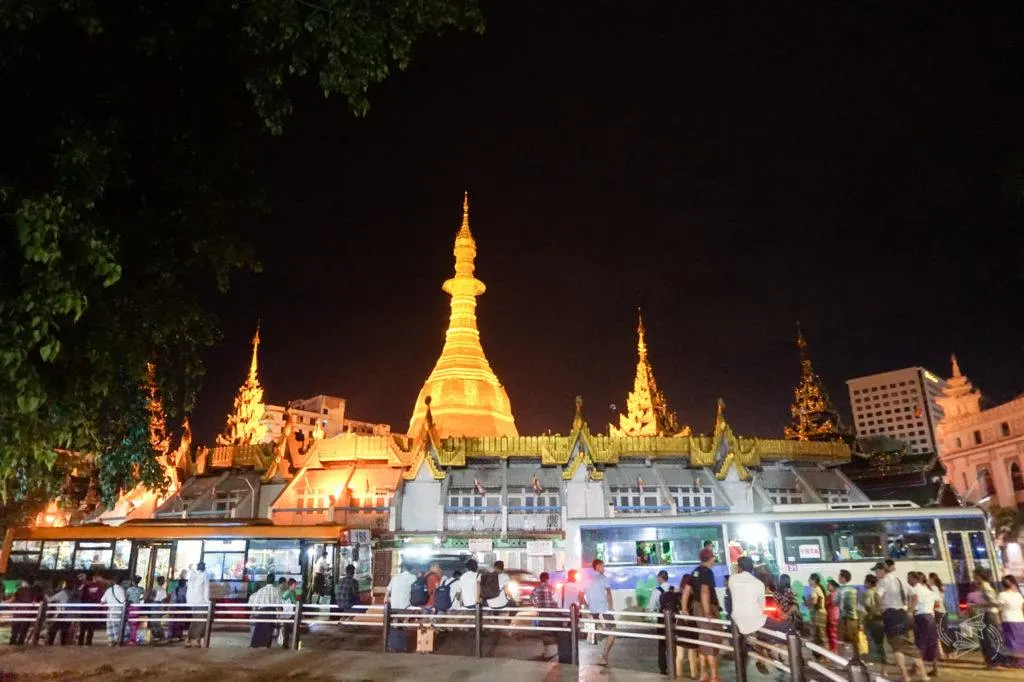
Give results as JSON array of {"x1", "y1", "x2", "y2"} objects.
[
  {"x1": 526, "y1": 540, "x2": 554, "y2": 556},
  {"x1": 798, "y1": 544, "x2": 821, "y2": 560},
  {"x1": 468, "y1": 538, "x2": 493, "y2": 552}
]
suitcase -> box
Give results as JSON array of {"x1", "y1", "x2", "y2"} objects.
[
  {"x1": 557, "y1": 630, "x2": 573, "y2": 664},
  {"x1": 388, "y1": 628, "x2": 413, "y2": 653},
  {"x1": 416, "y1": 625, "x2": 436, "y2": 653}
]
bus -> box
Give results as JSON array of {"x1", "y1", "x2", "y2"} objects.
[
  {"x1": 565, "y1": 504, "x2": 996, "y2": 617},
  {"x1": 0, "y1": 521, "x2": 375, "y2": 603}
]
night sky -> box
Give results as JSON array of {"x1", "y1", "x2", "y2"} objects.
[{"x1": 194, "y1": 1, "x2": 1024, "y2": 443}]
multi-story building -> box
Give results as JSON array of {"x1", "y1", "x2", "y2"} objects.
[
  {"x1": 846, "y1": 367, "x2": 947, "y2": 454},
  {"x1": 264, "y1": 395, "x2": 390, "y2": 442},
  {"x1": 936, "y1": 355, "x2": 1024, "y2": 509}
]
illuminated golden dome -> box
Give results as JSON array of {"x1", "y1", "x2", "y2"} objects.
[{"x1": 408, "y1": 193, "x2": 518, "y2": 439}]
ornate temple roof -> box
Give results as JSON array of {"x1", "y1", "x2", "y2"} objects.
[
  {"x1": 407, "y1": 194, "x2": 517, "y2": 439},
  {"x1": 609, "y1": 312, "x2": 687, "y2": 437},
  {"x1": 216, "y1": 326, "x2": 268, "y2": 446}
]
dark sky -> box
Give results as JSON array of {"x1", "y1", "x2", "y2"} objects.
[{"x1": 194, "y1": 1, "x2": 1024, "y2": 443}]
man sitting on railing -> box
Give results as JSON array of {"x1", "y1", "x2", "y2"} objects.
[
  {"x1": 728, "y1": 556, "x2": 770, "y2": 675},
  {"x1": 248, "y1": 572, "x2": 283, "y2": 648}
]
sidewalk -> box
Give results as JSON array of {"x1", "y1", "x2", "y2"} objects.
[{"x1": 0, "y1": 646, "x2": 664, "y2": 681}]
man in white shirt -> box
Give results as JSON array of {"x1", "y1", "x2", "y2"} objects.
[
  {"x1": 248, "y1": 573, "x2": 283, "y2": 648},
  {"x1": 728, "y1": 557, "x2": 770, "y2": 676},
  {"x1": 386, "y1": 564, "x2": 417, "y2": 611},
  {"x1": 312, "y1": 548, "x2": 331, "y2": 602},
  {"x1": 185, "y1": 562, "x2": 210, "y2": 647},
  {"x1": 874, "y1": 562, "x2": 926, "y2": 681},
  {"x1": 100, "y1": 579, "x2": 127, "y2": 645},
  {"x1": 647, "y1": 570, "x2": 670, "y2": 614},
  {"x1": 455, "y1": 559, "x2": 480, "y2": 609}
]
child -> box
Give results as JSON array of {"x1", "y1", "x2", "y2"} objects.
[{"x1": 825, "y1": 579, "x2": 840, "y2": 654}]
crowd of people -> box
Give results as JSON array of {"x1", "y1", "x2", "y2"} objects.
[
  {"x1": 771, "y1": 560, "x2": 1024, "y2": 679},
  {"x1": 3, "y1": 564, "x2": 211, "y2": 647}
]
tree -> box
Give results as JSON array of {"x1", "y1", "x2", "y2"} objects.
[
  {"x1": 0, "y1": 0, "x2": 483, "y2": 512},
  {"x1": 784, "y1": 327, "x2": 845, "y2": 442}
]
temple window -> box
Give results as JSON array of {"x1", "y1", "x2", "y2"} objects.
[
  {"x1": 1001, "y1": 422, "x2": 1011, "y2": 438},
  {"x1": 978, "y1": 467, "x2": 996, "y2": 497},
  {"x1": 1010, "y1": 462, "x2": 1024, "y2": 492},
  {"x1": 765, "y1": 486, "x2": 804, "y2": 505},
  {"x1": 973, "y1": 430, "x2": 982, "y2": 445},
  {"x1": 668, "y1": 484, "x2": 714, "y2": 511}
]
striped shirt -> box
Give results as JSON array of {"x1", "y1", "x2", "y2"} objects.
[
  {"x1": 248, "y1": 584, "x2": 283, "y2": 605},
  {"x1": 531, "y1": 582, "x2": 557, "y2": 609}
]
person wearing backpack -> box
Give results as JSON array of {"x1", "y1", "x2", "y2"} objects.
[
  {"x1": 433, "y1": 571, "x2": 457, "y2": 613},
  {"x1": 482, "y1": 560, "x2": 512, "y2": 610},
  {"x1": 424, "y1": 563, "x2": 443, "y2": 611},
  {"x1": 409, "y1": 569, "x2": 432, "y2": 609}
]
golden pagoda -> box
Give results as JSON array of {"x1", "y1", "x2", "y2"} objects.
[
  {"x1": 610, "y1": 311, "x2": 688, "y2": 436},
  {"x1": 217, "y1": 326, "x2": 269, "y2": 446},
  {"x1": 408, "y1": 193, "x2": 518, "y2": 439},
  {"x1": 784, "y1": 326, "x2": 843, "y2": 442}
]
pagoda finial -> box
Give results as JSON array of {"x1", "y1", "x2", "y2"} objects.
[
  {"x1": 951, "y1": 353, "x2": 962, "y2": 378},
  {"x1": 636, "y1": 308, "x2": 647, "y2": 358},
  {"x1": 248, "y1": 322, "x2": 261, "y2": 384},
  {"x1": 458, "y1": 190, "x2": 472, "y2": 238}
]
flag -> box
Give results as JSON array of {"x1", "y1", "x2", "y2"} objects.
[
  {"x1": 474, "y1": 478, "x2": 486, "y2": 495},
  {"x1": 532, "y1": 474, "x2": 543, "y2": 494},
  {"x1": 637, "y1": 477, "x2": 645, "y2": 494},
  {"x1": 365, "y1": 478, "x2": 371, "y2": 494}
]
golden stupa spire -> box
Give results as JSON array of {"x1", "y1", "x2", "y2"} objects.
[
  {"x1": 408, "y1": 193, "x2": 517, "y2": 438},
  {"x1": 610, "y1": 310, "x2": 685, "y2": 437},
  {"x1": 217, "y1": 324, "x2": 269, "y2": 446},
  {"x1": 248, "y1": 323, "x2": 261, "y2": 384},
  {"x1": 784, "y1": 324, "x2": 843, "y2": 442}
]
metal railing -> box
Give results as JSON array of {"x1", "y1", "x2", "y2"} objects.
[{"x1": 0, "y1": 601, "x2": 886, "y2": 681}]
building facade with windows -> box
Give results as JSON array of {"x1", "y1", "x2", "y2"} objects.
[
  {"x1": 264, "y1": 395, "x2": 390, "y2": 442},
  {"x1": 935, "y1": 356, "x2": 1024, "y2": 510},
  {"x1": 846, "y1": 367, "x2": 947, "y2": 454}
]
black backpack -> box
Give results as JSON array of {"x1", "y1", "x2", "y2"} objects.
[
  {"x1": 410, "y1": 575, "x2": 430, "y2": 607},
  {"x1": 434, "y1": 578, "x2": 454, "y2": 612},
  {"x1": 660, "y1": 587, "x2": 682, "y2": 614},
  {"x1": 480, "y1": 572, "x2": 501, "y2": 601}
]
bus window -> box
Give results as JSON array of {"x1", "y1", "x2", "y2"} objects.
[
  {"x1": 8, "y1": 541, "x2": 41, "y2": 567},
  {"x1": 247, "y1": 539, "x2": 302, "y2": 583},
  {"x1": 40, "y1": 541, "x2": 75, "y2": 570},
  {"x1": 885, "y1": 520, "x2": 937, "y2": 559},
  {"x1": 173, "y1": 540, "x2": 203, "y2": 577},
  {"x1": 113, "y1": 540, "x2": 131, "y2": 570},
  {"x1": 781, "y1": 520, "x2": 888, "y2": 562},
  {"x1": 74, "y1": 541, "x2": 114, "y2": 570}
]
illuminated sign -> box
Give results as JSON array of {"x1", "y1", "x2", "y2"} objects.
[{"x1": 924, "y1": 371, "x2": 940, "y2": 384}]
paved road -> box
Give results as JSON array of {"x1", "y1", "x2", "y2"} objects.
[{"x1": 1, "y1": 622, "x2": 1019, "y2": 681}]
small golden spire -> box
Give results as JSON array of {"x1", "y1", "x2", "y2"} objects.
[
  {"x1": 458, "y1": 190, "x2": 472, "y2": 238},
  {"x1": 637, "y1": 308, "x2": 647, "y2": 358},
  {"x1": 951, "y1": 353, "x2": 962, "y2": 378},
  {"x1": 248, "y1": 323, "x2": 261, "y2": 384}
]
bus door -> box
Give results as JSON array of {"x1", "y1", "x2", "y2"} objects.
[
  {"x1": 134, "y1": 541, "x2": 173, "y2": 593},
  {"x1": 944, "y1": 530, "x2": 992, "y2": 613}
]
